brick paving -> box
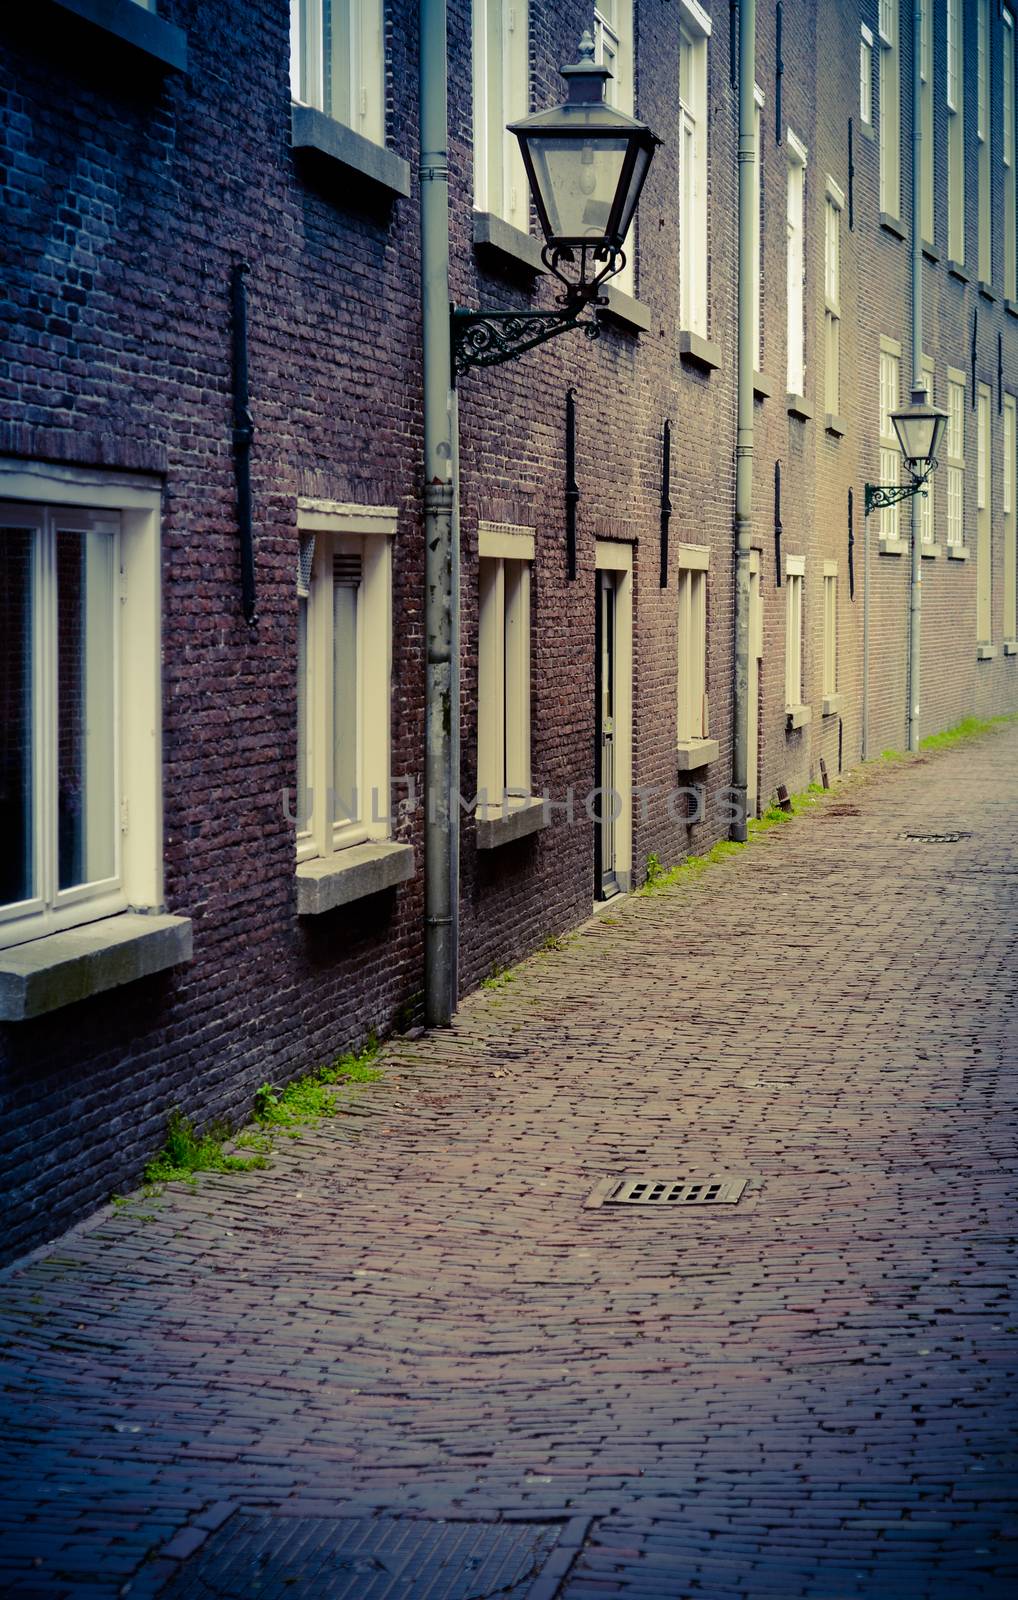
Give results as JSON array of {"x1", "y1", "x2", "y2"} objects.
[{"x1": 2, "y1": 729, "x2": 1018, "y2": 1599}]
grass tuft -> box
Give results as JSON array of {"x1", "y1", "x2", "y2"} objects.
[
  {"x1": 143, "y1": 1110, "x2": 267, "y2": 1187},
  {"x1": 250, "y1": 1038, "x2": 383, "y2": 1138}
]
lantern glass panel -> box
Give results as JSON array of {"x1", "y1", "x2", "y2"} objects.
[{"x1": 525, "y1": 135, "x2": 629, "y2": 243}]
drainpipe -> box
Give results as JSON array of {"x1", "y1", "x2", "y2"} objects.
[
  {"x1": 731, "y1": 0, "x2": 756, "y2": 841},
  {"x1": 907, "y1": 0, "x2": 923, "y2": 753},
  {"x1": 420, "y1": 0, "x2": 457, "y2": 1024}
]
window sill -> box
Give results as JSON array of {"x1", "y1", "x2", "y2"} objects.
[
  {"x1": 921, "y1": 542, "x2": 942, "y2": 558},
  {"x1": 879, "y1": 536, "x2": 907, "y2": 556},
  {"x1": 947, "y1": 544, "x2": 970, "y2": 560},
  {"x1": 291, "y1": 104, "x2": 411, "y2": 200},
  {"x1": 785, "y1": 704, "x2": 812, "y2": 731},
  {"x1": 597, "y1": 284, "x2": 653, "y2": 333},
  {"x1": 858, "y1": 118, "x2": 875, "y2": 142},
  {"x1": 1006, "y1": 299, "x2": 1018, "y2": 319},
  {"x1": 679, "y1": 329, "x2": 722, "y2": 372},
  {"x1": 472, "y1": 211, "x2": 544, "y2": 275},
  {"x1": 822, "y1": 693, "x2": 843, "y2": 717},
  {"x1": 0, "y1": 912, "x2": 193, "y2": 1023},
  {"x1": 787, "y1": 392, "x2": 813, "y2": 421},
  {"x1": 676, "y1": 737, "x2": 720, "y2": 771},
  {"x1": 825, "y1": 414, "x2": 846, "y2": 438},
  {"x1": 922, "y1": 240, "x2": 939, "y2": 264},
  {"x1": 880, "y1": 212, "x2": 907, "y2": 241},
  {"x1": 977, "y1": 280, "x2": 996, "y2": 302},
  {"x1": 475, "y1": 797, "x2": 548, "y2": 850},
  {"x1": 976, "y1": 643, "x2": 998, "y2": 661},
  {"x1": 50, "y1": 0, "x2": 187, "y2": 70},
  {"x1": 753, "y1": 371, "x2": 774, "y2": 400},
  {"x1": 1004, "y1": 640, "x2": 1018, "y2": 655},
  {"x1": 295, "y1": 840, "x2": 415, "y2": 915},
  {"x1": 947, "y1": 260, "x2": 968, "y2": 283}
]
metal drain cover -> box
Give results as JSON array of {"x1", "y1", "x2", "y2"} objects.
[
  {"x1": 158, "y1": 1514, "x2": 571, "y2": 1600},
  {"x1": 585, "y1": 1174, "x2": 748, "y2": 1209},
  {"x1": 902, "y1": 830, "x2": 972, "y2": 843}
]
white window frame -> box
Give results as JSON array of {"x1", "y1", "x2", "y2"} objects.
[
  {"x1": 678, "y1": 0, "x2": 711, "y2": 336},
  {"x1": 477, "y1": 523, "x2": 534, "y2": 814},
  {"x1": 752, "y1": 84, "x2": 765, "y2": 371},
  {"x1": 977, "y1": 384, "x2": 993, "y2": 642},
  {"x1": 947, "y1": 0, "x2": 965, "y2": 264},
  {"x1": 946, "y1": 368, "x2": 967, "y2": 549},
  {"x1": 290, "y1": 0, "x2": 386, "y2": 148},
  {"x1": 1004, "y1": 392, "x2": 1017, "y2": 641},
  {"x1": 919, "y1": 0, "x2": 934, "y2": 242},
  {"x1": 1005, "y1": 10, "x2": 1017, "y2": 302},
  {"x1": 472, "y1": 0, "x2": 530, "y2": 234},
  {"x1": 879, "y1": 0, "x2": 901, "y2": 220},
  {"x1": 860, "y1": 25, "x2": 874, "y2": 127},
  {"x1": 596, "y1": 0, "x2": 635, "y2": 294},
  {"x1": 879, "y1": 338, "x2": 902, "y2": 543},
  {"x1": 786, "y1": 131, "x2": 807, "y2": 397},
  {"x1": 295, "y1": 500, "x2": 395, "y2": 865},
  {"x1": 0, "y1": 463, "x2": 162, "y2": 952},
  {"x1": 919, "y1": 356, "x2": 936, "y2": 545},
  {"x1": 784, "y1": 555, "x2": 805, "y2": 711},
  {"x1": 977, "y1": 0, "x2": 991, "y2": 282},
  {"x1": 822, "y1": 562, "x2": 838, "y2": 703},
  {"x1": 825, "y1": 180, "x2": 844, "y2": 422},
  {"x1": 676, "y1": 544, "x2": 709, "y2": 744}
]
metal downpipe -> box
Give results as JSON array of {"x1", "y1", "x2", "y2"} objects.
[
  {"x1": 907, "y1": 0, "x2": 923, "y2": 753},
  {"x1": 732, "y1": 0, "x2": 756, "y2": 841}
]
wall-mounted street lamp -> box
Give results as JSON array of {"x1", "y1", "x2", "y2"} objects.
[
  {"x1": 864, "y1": 387, "x2": 950, "y2": 516},
  {"x1": 452, "y1": 32, "x2": 661, "y2": 373}
]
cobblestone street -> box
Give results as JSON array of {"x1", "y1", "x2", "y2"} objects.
[{"x1": 2, "y1": 729, "x2": 1017, "y2": 1599}]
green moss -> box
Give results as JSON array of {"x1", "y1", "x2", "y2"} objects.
[
  {"x1": 481, "y1": 962, "x2": 516, "y2": 991},
  {"x1": 143, "y1": 1110, "x2": 267, "y2": 1187},
  {"x1": 251, "y1": 1039, "x2": 383, "y2": 1137},
  {"x1": 919, "y1": 713, "x2": 1017, "y2": 751}
]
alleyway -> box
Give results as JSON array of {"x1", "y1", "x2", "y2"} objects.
[{"x1": 2, "y1": 728, "x2": 1018, "y2": 1600}]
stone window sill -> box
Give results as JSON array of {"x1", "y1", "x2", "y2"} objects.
[
  {"x1": 597, "y1": 284, "x2": 653, "y2": 332},
  {"x1": 296, "y1": 841, "x2": 415, "y2": 915},
  {"x1": 825, "y1": 414, "x2": 846, "y2": 438},
  {"x1": 1006, "y1": 299, "x2": 1018, "y2": 319},
  {"x1": 978, "y1": 280, "x2": 996, "y2": 302},
  {"x1": 921, "y1": 542, "x2": 942, "y2": 558},
  {"x1": 922, "y1": 241, "x2": 939, "y2": 264},
  {"x1": 822, "y1": 693, "x2": 843, "y2": 717},
  {"x1": 51, "y1": 0, "x2": 187, "y2": 70},
  {"x1": 880, "y1": 212, "x2": 906, "y2": 241},
  {"x1": 472, "y1": 212, "x2": 544, "y2": 275},
  {"x1": 291, "y1": 105, "x2": 411, "y2": 200},
  {"x1": 0, "y1": 912, "x2": 193, "y2": 1022},
  {"x1": 787, "y1": 392, "x2": 813, "y2": 421},
  {"x1": 879, "y1": 536, "x2": 907, "y2": 556},
  {"x1": 785, "y1": 704, "x2": 812, "y2": 731},
  {"x1": 679, "y1": 329, "x2": 721, "y2": 371},
  {"x1": 753, "y1": 371, "x2": 774, "y2": 400},
  {"x1": 475, "y1": 797, "x2": 548, "y2": 850},
  {"x1": 947, "y1": 544, "x2": 970, "y2": 560},
  {"x1": 947, "y1": 260, "x2": 969, "y2": 283},
  {"x1": 976, "y1": 643, "x2": 998, "y2": 661},
  {"x1": 676, "y1": 737, "x2": 720, "y2": 771},
  {"x1": 858, "y1": 118, "x2": 875, "y2": 142},
  {"x1": 1004, "y1": 640, "x2": 1018, "y2": 655}
]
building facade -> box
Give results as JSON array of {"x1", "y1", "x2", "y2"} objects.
[{"x1": 1, "y1": 0, "x2": 1016, "y2": 1263}]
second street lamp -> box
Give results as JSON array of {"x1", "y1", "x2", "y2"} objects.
[
  {"x1": 865, "y1": 386, "x2": 950, "y2": 515},
  {"x1": 452, "y1": 32, "x2": 661, "y2": 374}
]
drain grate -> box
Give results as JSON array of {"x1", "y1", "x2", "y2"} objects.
[
  {"x1": 902, "y1": 829, "x2": 972, "y2": 843},
  {"x1": 585, "y1": 1174, "x2": 748, "y2": 1209}
]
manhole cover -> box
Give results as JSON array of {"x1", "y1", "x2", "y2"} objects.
[
  {"x1": 902, "y1": 830, "x2": 972, "y2": 843},
  {"x1": 157, "y1": 1514, "x2": 569, "y2": 1600},
  {"x1": 585, "y1": 1174, "x2": 748, "y2": 1209}
]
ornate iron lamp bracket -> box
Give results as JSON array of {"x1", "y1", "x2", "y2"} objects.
[
  {"x1": 863, "y1": 464, "x2": 935, "y2": 517},
  {"x1": 452, "y1": 243, "x2": 624, "y2": 375}
]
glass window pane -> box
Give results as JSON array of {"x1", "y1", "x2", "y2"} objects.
[
  {"x1": 57, "y1": 526, "x2": 116, "y2": 891},
  {"x1": 0, "y1": 527, "x2": 35, "y2": 908},
  {"x1": 332, "y1": 576, "x2": 359, "y2": 824}
]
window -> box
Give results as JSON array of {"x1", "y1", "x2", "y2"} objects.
[
  {"x1": 596, "y1": 1, "x2": 635, "y2": 293},
  {"x1": 1004, "y1": 393, "x2": 1017, "y2": 641},
  {"x1": 290, "y1": 0, "x2": 385, "y2": 145},
  {"x1": 784, "y1": 557, "x2": 804, "y2": 709},
  {"x1": 678, "y1": 1, "x2": 711, "y2": 335},
  {"x1": 825, "y1": 182, "x2": 843, "y2": 423},
  {"x1": 1005, "y1": 10, "x2": 1017, "y2": 301},
  {"x1": 919, "y1": 357, "x2": 936, "y2": 545},
  {"x1": 0, "y1": 472, "x2": 162, "y2": 952},
  {"x1": 879, "y1": 0, "x2": 901, "y2": 219},
  {"x1": 752, "y1": 86, "x2": 764, "y2": 371},
  {"x1": 295, "y1": 502, "x2": 394, "y2": 863},
  {"x1": 947, "y1": 0, "x2": 965, "y2": 264},
  {"x1": 879, "y1": 342, "x2": 902, "y2": 542},
  {"x1": 676, "y1": 546, "x2": 709, "y2": 744},
  {"x1": 860, "y1": 25, "x2": 874, "y2": 127},
  {"x1": 477, "y1": 524, "x2": 533, "y2": 810},
  {"x1": 946, "y1": 370, "x2": 966, "y2": 549},
  {"x1": 822, "y1": 563, "x2": 838, "y2": 706},
  {"x1": 786, "y1": 132, "x2": 807, "y2": 397},
  {"x1": 919, "y1": 0, "x2": 933, "y2": 242},
  {"x1": 472, "y1": 0, "x2": 530, "y2": 233},
  {"x1": 977, "y1": 385, "x2": 992, "y2": 642},
  {"x1": 978, "y1": 0, "x2": 991, "y2": 282}
]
